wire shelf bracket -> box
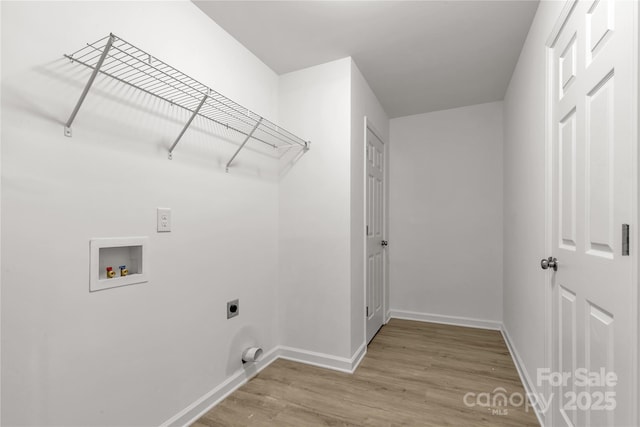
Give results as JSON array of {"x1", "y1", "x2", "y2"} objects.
[
  {"x1": 63, "y1": 33, "x2": 310, "y2": 168},
  {"x1": 226, "y1": 117, "x2": 262, "y2": 172},
  {"x1": 64, "y1": 34, "x2": 115, "y2": 137},
  {"x1": 168, "y1": 90, "x2": 210, "y2": 160}
]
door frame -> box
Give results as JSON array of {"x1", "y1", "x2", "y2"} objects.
[
  {"x1": 544, "y1": 1, "x2": 639, "y2": 425},
  {"x1": 544, "y1": 4, "x2": 578, "y2": 425},
  {"x1": 363, "y1": 116, "x2": 389, "y2": 344},
  {"x1": 637, "y1": 2, "x2": 640, "y2": 420}
]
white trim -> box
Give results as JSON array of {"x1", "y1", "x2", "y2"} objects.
[
  {"x1": 0, "y1": 2, "x2": 3, "y2": 420},
  {"x1": 162, "y1": 343, "x2": 368, "y2": 427},
  {"x1": 388, "y1": 309, "x2": 502, "y2": 331},
  {"x1": 362, "y1": 116, "x2": 369, "y2": 348},
  {"x1": 544, "y1": 6, "x2": 576, "y2": 427},
  {"x1": 279, "y1": 344, "x2": 365, "y2": 374},
  {"x1": 501, "y1": 326, "x2": 546, "y2": 427},
  {"x1": 160, "y1": 347, "x2": 279, "y2": 427},
  {"x1": 365, "y1": 118, "x2": 385, "y2": 145},
  {"x1": 364, "y1": 117, "x2": 388, "y2": 345},
  {"x1": 161, "y1": 323, "x2": 556, "y2": 427},
  {"x1": 545, "y1": 0, "x2": 578, "y2": 48},
  {"x1": 636, "y1": 1, "x2": 640, "y2": 422},
  {"x1": 389, "y1": 313, "x2": 547, "y2": 423},
  {"x1": 350, "y1": 342, "x2": 367, "y2": 372},
  {"x1": 543, "y1": 17, "x2": 556, "y2": 427},
  {"x1": 632, "y1": 0, "x2": 640, "y2": 423}
]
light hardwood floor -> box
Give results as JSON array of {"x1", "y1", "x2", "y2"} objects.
[{"x1": 193, "y1": 319, "x2": 540, "y2": 426}]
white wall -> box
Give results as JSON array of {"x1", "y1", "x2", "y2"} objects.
[
  {"x1": 1, "y1": 2, "x2": 281, "y2": 425},
  {"x1": 2, "y1": 0, "x2": 569, "y2": 424},
  {"x1": 502, "y1": 0, "x2": 565, "y2": 398},
  {"x1": 278, "y1": 58, "x2": 353, "y2": 359},
  {"x1": 277, "y1": 58, "x2": 389, "y2": 362},
  {"x1": 389, "y1": 101, "x2": 504, "y2": 324},
  {"x1": 349, "y1": 60, "x2": 389, "y2": 354}
]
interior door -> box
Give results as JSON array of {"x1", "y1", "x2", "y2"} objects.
[
  {"x1": 366, "y1": 127, "x2": 385, "y2": 343},
  {"x1": 547, "y1": 0, "x2": 636, "y2": 426}
]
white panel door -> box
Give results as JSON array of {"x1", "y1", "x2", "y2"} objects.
[
  {"x1": 547, "y1": 1, "x2": 637, "y2": 426},
  {"x1": 366, "y1": 128, "x2": 385, "y2": 343}
]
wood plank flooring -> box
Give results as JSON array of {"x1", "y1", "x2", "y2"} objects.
[{"x1": 193, "y1": 319, "x2": 540, "y2": 426}]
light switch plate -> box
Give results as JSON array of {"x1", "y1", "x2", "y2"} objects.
[{"x1": 157, "y1": 208, "x2": 171, "y2": 232}]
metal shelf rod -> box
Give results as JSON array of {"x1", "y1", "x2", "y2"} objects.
[
  {"x1": 226, "y1": 118, "x2": 263, "y2": 172},
  {"x1": 168, "y1": 91, "x2": 209, "y2": 159},
  {"x1": 65, "y1": 54, "x2": 286, "y2": 150},
  {"x1": 108, "y1": 44, "x2": 268, "y2": 136},
  {"x1": 64, "y1": 34, "x2": 115, "y2": 137},
  {"x1": 66, "y1": 55, "x2": 284, "y2": 150}
]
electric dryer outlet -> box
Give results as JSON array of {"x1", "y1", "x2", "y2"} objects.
[{"x1": 227, "y1": 299, "x2": 239, "y2": 319}]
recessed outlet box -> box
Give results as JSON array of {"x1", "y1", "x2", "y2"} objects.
[
  {"x1": 90, "y1": 237, "x2": 148, "y2": 292},
  {"x1": 227, "y1": 299, "x2": 239, "y2": 319}
]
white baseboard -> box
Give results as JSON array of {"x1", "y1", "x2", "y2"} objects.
[
  {"x1": 350, "y1": 342, "x2": 367, "y2": 372},
  {"x1": 501, "y1": 326, "x2": 546, "y2": 427},
  {"x1": 389, "y1": 309, "x2": 502, "y2": 330},
  {"x1": 163, "y1": 321, "x2": 545, "y2": 427},
  {"x1": 279, "y1": 342, "x2": 366, "y2": 374},
  {"x1": 390, "y1": 311, "x2": 544, "y2": 425},
  {"x1": 162, "y1": 343, "x2": 367, "y2": 426},
  {"x1": 160, "y1": 347, "x2": 279, "y2": 427}
]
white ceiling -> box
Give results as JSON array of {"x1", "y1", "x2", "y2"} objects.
[{"x1": 194, "y1": 1, "x2": 539, "y2": 118}]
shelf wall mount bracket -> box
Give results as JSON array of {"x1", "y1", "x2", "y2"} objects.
[
  {"x1": 168, "y1": 90, "x2": 210, "y2": 160},
  {"x1": 64, "y1": 34, "x2": 115, "y2": 137},
  {"x1": 225, "y1": 118, "x2": 263, "y2": 173}
]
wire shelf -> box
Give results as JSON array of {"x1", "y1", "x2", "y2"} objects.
[{"x1": 63, "y1": 33, "x2": 309, "y2": 170}]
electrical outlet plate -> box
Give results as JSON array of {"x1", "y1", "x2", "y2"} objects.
[
  {"x1": 157, "y1": 208, "x2": 171, "y2": 232},
  {"x1": 227, "y1": 299, "x2": 239, "y2": 319}
]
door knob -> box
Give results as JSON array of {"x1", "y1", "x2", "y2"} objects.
[
  {"x1": 540, "y1": 256, "x2": 558, "y2": 271},
  {"x1": 381, "y1": 240, "x2": 388, "y2": 247}
]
